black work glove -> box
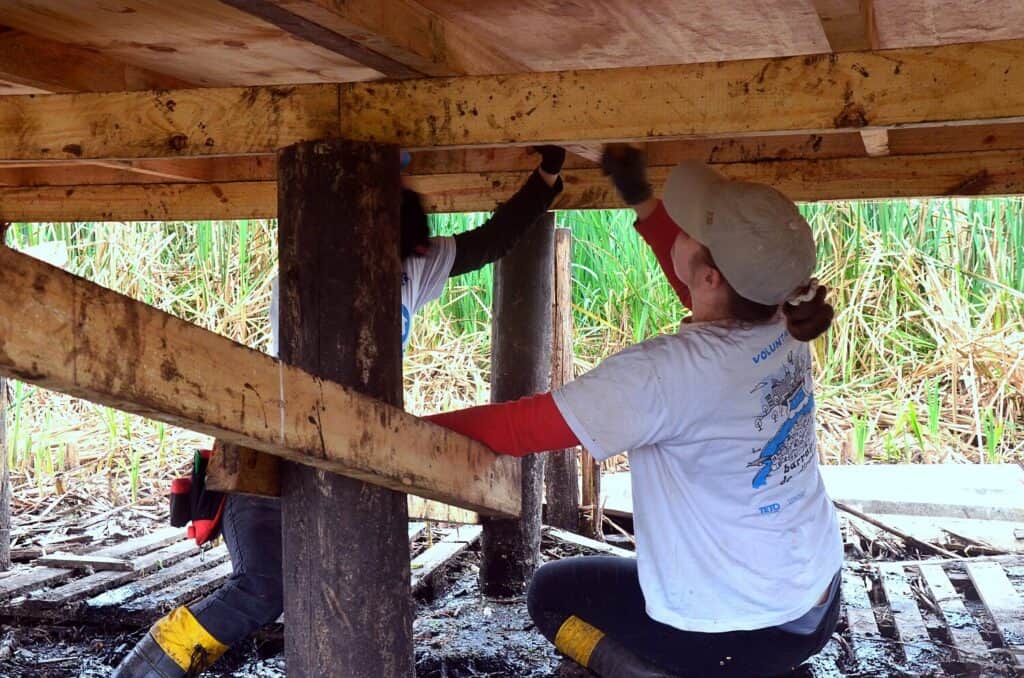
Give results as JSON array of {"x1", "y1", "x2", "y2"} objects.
[
  {"x1": 534, "y1": 145, "x2": 566, "y2": 175},
  {"x1": 601, "y1": 144, "x2": 653, "y2": 205}
]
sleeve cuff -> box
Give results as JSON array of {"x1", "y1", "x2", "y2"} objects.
[{"x1": 551, "y1": 388, "x2": 615, "y2": 462}]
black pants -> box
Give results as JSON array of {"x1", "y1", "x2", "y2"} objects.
[
  {"x1": 527, "y1": 556, "x2": 840, "y2": 678},
  {"x1": 188, "y1": 494, "x2": 283, "y2": 645}
]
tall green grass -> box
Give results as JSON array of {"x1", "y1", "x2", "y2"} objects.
[{"x1": 4, "y1": 196, "x2": 1023, "y2": 502}]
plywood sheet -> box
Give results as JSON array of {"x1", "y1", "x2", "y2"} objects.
[
  {"x1": 872, "y1": 0, "x2": 1024, "y2": 49},
  {"x1": 0, "y1": 0, "x2": 381, "y2": 86},
  {"x1": 414, "y1": 0, "x2": 830, "y2": 71}
]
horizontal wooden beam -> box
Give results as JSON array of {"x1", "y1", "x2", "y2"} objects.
[
  {"x1": 0, "y1": 245, "x2": 520, "y2": 517},
  {"x1": 3, "y1": 40, "x2": 1024, "y2": 160},
  {"x1": 3, "y1": 150, "x2": 1023, "y2": 220}
]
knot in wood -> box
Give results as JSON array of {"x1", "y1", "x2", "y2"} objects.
[{"x1": 168, "y1": 134, "x2": 188, "y2": 151}]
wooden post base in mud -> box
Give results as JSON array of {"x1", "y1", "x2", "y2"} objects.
[
  {"x1": 277, "y1": 140, "x2": 412, "y2": 675},
  {"x1": 480, "y1": 212, "x2": 554, "y2": 597}
]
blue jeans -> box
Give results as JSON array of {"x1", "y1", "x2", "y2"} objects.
[{"x1": 188, "y1": 494, "x2": 283, "y2": 645}]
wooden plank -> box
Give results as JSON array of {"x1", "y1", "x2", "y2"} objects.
[
  {"x1": 0, "y1": 84, "x2": 342, "y2": 161},
  {"x1": 0, "y1": 29, "x2": 191, "y2": 93},
  {"x1": 0, "y1": 1, "x2": 382, "y2": 87},
  {"x1": 33, "y1": 554, "x2": 134, "y2": 572},
  {"x1": 4, "y1": 39, "x2": 1024, "y2": 160},
  {"x1": 410, "y1": 525, "x2": 482, "y2": 593},
  {"x1": 966, "y1": 561, "x2": 1024, "y2": 666},
  {"x1": 337, "y1": 39, "x2": 1024, "y2": 149},
  {"x1": 8, "y1": 148, "x2": 1024, "y2": 221},
  {"x1": 0, "y1": 246, "x2": 520, "y2": 517},
  {"x1": 918, "y1": 563, "x2": 991, "y2": 665},
  {"x1": 407, "y1": 497, "x2": 479, "y2": 525},
  {"x1": 0, "y1": 527, "x2": 182, "y2": 603},
  {"x1": 841, "y1": 569, "x2": 884, "y2": 669},
  {"x1": 86, "y1": 545, "x2": 230, "y2": 612},
  {"x1": 118, "y1": 560, "x2": 235, "y2": 624},
  {"x1": 544, "y1": 527, "x2": 634, "y2": 559},
  {"x1": 18, "y1": 540, "x2": 200, "y2": 613},
  {"x1": 877, "y1": 563, "x2": 943, "y2": 672}
]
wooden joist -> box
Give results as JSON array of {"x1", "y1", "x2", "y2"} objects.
[
  {"x1": 0, "y1": 245, "x2": 520, "y2": 517},
  {"x1": 966, "y1": 561, "x2": 1024, "y2": 666},
  {"x1": 4, "y1": 149, "x2": 1024, "y2": 221},
  {"x1": 918, "y1": 563, "x2": 990, "y2": 665},
  {"x1": 3, "y1": 39, "x2": 1024, "y2": 160},
  {"x1": 841, "y1": 569, "x2": 883, "y2": 670}
]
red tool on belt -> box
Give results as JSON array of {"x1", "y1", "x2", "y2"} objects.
[{"x1": 169, "y1": 449, "x2": 226, "y2": 546}]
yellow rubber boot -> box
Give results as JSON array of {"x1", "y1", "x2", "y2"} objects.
[
  {"x1": 554, "y1": 615, "x2": 676, "y2": 678},
  {"x1": 112, "y1": 607, "x2": 229, "y2": 677}
]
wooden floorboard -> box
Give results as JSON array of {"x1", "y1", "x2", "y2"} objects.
[
  {"x1": 966, "y1": 561, "x2": 1024, "y2": 667},
  {"x1": 918, "y1": 563, "x2": 991, "y2": 667},
  {"x1": 877, "y1": 563, "x2": 943, "y2": 673},
  {"x1": 117, "y1": 560, "x2": 235, "y2": 624},
  {"x1": 410, "y1": 525, "x2": 482, "y2": 593},
  {"x1": 86, "y1": 546, "x2": 230, "y2": 613}
]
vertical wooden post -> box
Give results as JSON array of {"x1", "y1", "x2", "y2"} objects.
[
  {"x1": 544, "y1": 227, "x2": 579, "y2": 531},
  {"x1": 480, "y1": 212, "x2": 554, "y2": 597},
  {"x1": 277, "y1": 140, "x2": 411, "y2": 676},
  {"x1": 0, "y1": 377, "x2": 10, "y2": 571},
  {"x1": 580, "y1": 452, "x2": 603, "y2": 541}
]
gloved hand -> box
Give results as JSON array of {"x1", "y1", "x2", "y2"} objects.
[
  {"x1": 534, "y1": 145, "x2": 566, "y2": 175},
  {"x1": 601, "y1": 144, "x2": 653, "y2": 205}
]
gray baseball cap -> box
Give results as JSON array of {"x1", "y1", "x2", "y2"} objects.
[{"x1": 661, "y1": 160, "x2": 816, "y2": 306}]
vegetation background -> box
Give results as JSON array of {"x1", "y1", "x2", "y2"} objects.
[{"x1": 4, "y1": 197, "x2": 1023, "y2": 505}]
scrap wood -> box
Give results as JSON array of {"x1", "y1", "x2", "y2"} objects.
[
  {"x1": 33, "y1": 553, "x2": 134, "y2": 572},
  {"x1": 941, "y1": 527, "x2": 1008, "y2": 557},
  {"x1": 601, "y1": 514, "x2": 636, "y2": 547},
  {"x1": 410, "y1": 525, "x2": 482, "y2": 593},
  {"x1": 833, "y1": 500, "x2": 959, "y2": 559},
  {"x1": 544, "y1": 526, "x2": 634, "y2": 559}
]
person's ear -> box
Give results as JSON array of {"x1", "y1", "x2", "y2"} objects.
[{"x1": 704, "y1": 265, "x2": 724, "y2": 289}]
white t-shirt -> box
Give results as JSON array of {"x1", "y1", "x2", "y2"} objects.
[
  {"x1": 552, "y1": 317, "x2": 843, "y2": 633},
  {"x1": 269, "y1": 236, "x2": 456, "y2": 356}
]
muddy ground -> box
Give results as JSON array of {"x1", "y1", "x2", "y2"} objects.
[{"x1": 1, "y1": 534, "x2": 1019, "y2": 677}]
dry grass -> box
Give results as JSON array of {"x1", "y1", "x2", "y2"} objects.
[{"x1": 3, "y1": 197, "x2": 1023, "y2": 511}]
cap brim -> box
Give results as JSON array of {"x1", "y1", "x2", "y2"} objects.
[{"x1": 661, "y1": 160, "x2": 728, "y2": 244}]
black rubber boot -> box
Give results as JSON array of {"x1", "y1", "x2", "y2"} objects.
[
  {"x1": 111, "y1": 632, "x2": 187, "y2": 678},
  {"x1": 588, "y1": 635, "x2": 679, "y2": 678}
]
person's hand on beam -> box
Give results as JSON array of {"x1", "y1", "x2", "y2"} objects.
[
  {"x1": 601, "y1": 144, "x2": 658, "y2": 220},
  {"x1": 533, "y1": 145, "x2": 566, "y2": 188}
]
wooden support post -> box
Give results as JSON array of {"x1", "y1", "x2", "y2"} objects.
[
  {"x1": 580, "y1": 450, "x2": 603, "y2": 542},
  {"x1": 544, "y1": 226, "x2": 579, "y2": 531},
  {"x1": 277, "y1": 139, "x2": 412, "y2": 675},
  {"x1": 480, "y1": 212, "x2": 554, "y2": 597},
  {"x1": 0, "y1": 376, "x2": 9, "y2": 571}
]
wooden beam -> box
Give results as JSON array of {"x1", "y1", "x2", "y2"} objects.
[
  {"x1": 0, "y1": 28, "x2": 190, "y2": 93},
  {"x1": 5, "y1": 40, "x2": 1024, "y2": 160},
  {"x1": 217, "y1": 0, "x2": 418, "y2": 78},
  {"x1": 0, "y1": 245, "x2": 520, "y2": 517},
  {"x1": 5, "y1": 150, "x2": 1024, "y2": 220},
  {"x1": 245, "y1": 0, "x2": 526, "y2": 77},
  {"x1": 810, "y1": 1, "x2": 878, "y2": 52}
]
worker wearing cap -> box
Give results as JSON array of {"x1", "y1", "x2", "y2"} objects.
[
  {"x1": 114, "y1": 146, "x2": 567, "y2": 677},
  {"x1": 427, "y1": 146, "x2": 843, "y2": 677}
]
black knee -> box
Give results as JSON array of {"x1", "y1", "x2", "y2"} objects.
[
  {"x1": 234, "y1": 571, "x2": 284, "y2": 625},
  {"x1": 527, "y1": 561, "x2": 571, "y2": 641}
]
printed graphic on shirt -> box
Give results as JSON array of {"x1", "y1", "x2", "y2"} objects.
[{"x1": 747, "y1": 350, "x2": 816, "y2": 489}]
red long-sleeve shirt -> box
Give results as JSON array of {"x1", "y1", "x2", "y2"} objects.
[{"x1": 427, "y1": 201, "x2": 689, "y2": 456}]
